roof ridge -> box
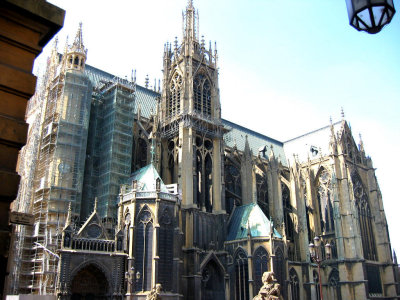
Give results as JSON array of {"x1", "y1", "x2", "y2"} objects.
[
  {"x1": 283, "y1": 120, "x2": 341, "y2": 144},
  {"x1": 222, "y1": 118, "x2": 283, "y2": 145}
]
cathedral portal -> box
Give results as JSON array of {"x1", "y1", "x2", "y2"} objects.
[{"x1": 70, "y1": 264, "x2": 109, "y2": 300}]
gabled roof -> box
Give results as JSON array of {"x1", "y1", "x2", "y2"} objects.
[
  {"x1": 77, "y1": 205, "x2": 109, "y2": 240},
  {"x1": 227, "y1": 203, "x2": 281, "y2": 241},
  {"x1": 129, "y1": 163, "x2": 168, "y2": 193}
]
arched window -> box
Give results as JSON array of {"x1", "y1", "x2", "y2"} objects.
[
  {"x1": 201, "y1": 260, "x2": 225, "y2": 300},
  {"x1": 289, "y1": 268, "x2": 300, "y2": 300},
  {"x1": 124, "y1": 213, "x2": 131, "y2": 253},
  {"x1": 159, "y1": 208, "x2": 173, "y2": 291},
  {"x1": 352, "y1": 172, "x2": 377, "y2": 261},
  {"x1": 134, "y1": 208, "x2": 153, "y2": 291},
  {"x1": 313, "y1": 270, "x2": 321, "y2": 300},
  {"x1": 328, "y1": 268, "x2": 340, "y2": 300},
  {"x1": 132, "y1": 138, "x2": 148, "y2": 172},
  {"x1": 317, "y1": 168, "x2": 335, "y2": 234},
  {"x1": 235, "y1": 249, "x2": 249, "y2": 300},
  {"x1": 282, "y1": 183, "x2": 294, "y2": 240},
  {"x1": 168, "y1": 73, "x2": 182, "y2": 117},
  {"x1": 194, "y1": 136, "x2": 213, "y2": 212},
  {"x1": 193, "y1": 74, "x2": 211, "y2": 116},
  {"x1": 274, "y1": 247, "x2": 285, "y2": 289},
  {"x1": 256, "y1": 172, "x2": 269, "y2": 218},
  {"x1": 253, "y1": 247, "x2": 269, "y2": 293},
  {"x1": 225, "y1": 162, "x2": 241, "y2": 214}
]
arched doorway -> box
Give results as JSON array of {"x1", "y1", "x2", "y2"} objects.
[
  {"x1": 71, "y1": 264, "x2": 109, "y2": 300},
  {"x1": 201, "y1": 259, "x2": 225, "y2": 300}
]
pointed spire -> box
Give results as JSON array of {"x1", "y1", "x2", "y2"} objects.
[
  {"x1": 72, "y1": 22, "x2": 85, "y2": 53},
  {"x1": 244, "y1": 135, "x2": 251, "y2": 158},
  {"x1": 359, "y1": 133, "x2": 365, "y2": 152},
  {"x1": 64, "y1": 202, "x2": 72, "y2": 228},
  {"x1": 145, "y1": 75, "x2": 149, "y2": 88},
  {"x1": 183, "y1": 0, "x2": 198, "y2": 41}
]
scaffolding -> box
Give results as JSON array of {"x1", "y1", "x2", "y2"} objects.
[
  {"x1": 8, "y1": 43, "x2": 93, "y2": 293},
  {"x1": 8, "y1": 28, "x2": 137, "y2": 294},
  {"x1": 93, "y1": 77, "x2": 135, "y2": 218}
]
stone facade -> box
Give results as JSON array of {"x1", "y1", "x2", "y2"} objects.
[{"x1": 7, "y1": 1, "x2": 399, "y2": 300}]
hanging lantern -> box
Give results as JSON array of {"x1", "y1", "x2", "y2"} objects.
[{"x1": 345, "y1": 0, "x2": 396, "y2": 34}]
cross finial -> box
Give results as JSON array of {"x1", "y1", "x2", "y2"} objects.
[{"x1": 341, "y1": 107, "x2": 345, "y2": 119}]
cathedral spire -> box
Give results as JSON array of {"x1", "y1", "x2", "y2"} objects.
[
  {"x1": 71, "y1": 22, "x2": 86, "y2": 54},
  {"x1": 183, "y1": 0, "x2": 199, "y2": 41},
  {"x1": 66, "y1": 23, "x2": 87, "y2": 71}
]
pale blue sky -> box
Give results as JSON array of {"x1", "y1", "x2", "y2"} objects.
[{"x1": 41, "y1": 0, "x2": 400, "y2": 254}]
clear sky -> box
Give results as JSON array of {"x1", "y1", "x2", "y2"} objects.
[{"x1": 40, "y1": 0, "x2": 400, "y2": 255}]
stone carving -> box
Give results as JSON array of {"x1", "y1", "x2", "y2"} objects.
[
  {"x1": 146, "y1": 283, "x2": 162, "y2": 300},
  {"x1": 253, "y1": 271, "x2": 283, "y2": 300}
]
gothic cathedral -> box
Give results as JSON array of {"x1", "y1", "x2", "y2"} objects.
[{"x1": 6, "y1": 1, "x2": 399, "y2": 300}]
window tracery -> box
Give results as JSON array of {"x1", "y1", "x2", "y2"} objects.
[
  {"x1": 313, "y1": 270, "x2": 321, "y2": 300},
  {"x1": 193, "y1": 73, "x2": 211, "y2": 116},
  {"x1": 282, "y1": 183, "x2": 294, "y2": 240},
  {"x1": 168, "y1": 73, "x2": 182, "y2": 117},
  {"x1": 256, "y1": 172, "x2": 269, "y2": 218},
  {"x1": 224, "y1": 161, "x2": 241, "y2": 214},
  {"x1": 234, "y1": 249, "x2": 249, "y2": 300},
  {"x1": 289, "y1": 268, "x2": 300, "y2": 300},
  {"x1": 352, "y1": 172, "x2": 377, "y2": 261},
  {"x1": 194, "y1": 135, "x2": 213, "y2": 212},
  {"x1": 317, "y1": 168, "x2": 335, "y2": 234},
  {"x1": 159, "y1": 207, "x2": 173, "y2": 291},
  {"x1": 134, "y1": 207, "x2": 153, "y2": 291},
  {"x1": 253, "y1": 247, "x2": 269, "y2": 293}
]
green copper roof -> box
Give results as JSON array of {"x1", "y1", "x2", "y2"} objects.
[
  {"x1": 227, "y1": 203, "x2": 282, "y2": 241},
  {"x1": 129, "y1": 164, "x2": 168, "y2": 193}
]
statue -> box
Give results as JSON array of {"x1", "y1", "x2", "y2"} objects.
[
  {"x1": 253, "y1": 271, "x2": 283, "y2": 300},
  {"x1": 146, "y1": 283, "x2": 162, "y2": 300}
]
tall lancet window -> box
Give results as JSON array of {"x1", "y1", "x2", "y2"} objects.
[
  {"x1": 135, "y1": 207, "x2": 154, "y2": 291},
  {"x1": 234, "y1": 249, "x2": 249, "y2": 300},
  {"x1": 317, "y1": 168, "x2": 335, "y2": 234},
  {"x1": 256, "y1": 171, "x2": 269, "y2": 218},
  {"x1": 193, "y1": 74, "x2": 211, "y2": 116},
  {"x1": 352, "y1": 172, "x2": 377, "y2": 261},
  {"x1": 168, "y1": 73, "x2": 182, "y2": 117}
]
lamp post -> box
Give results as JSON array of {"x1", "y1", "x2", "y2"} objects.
[
  {"x1": 345, "y1": 0, "x2": 396, "y2": 34},
  {"x1": 309, "y1": 236, "x2": 332, "y2": 300},
  {"x1": 125, "y1": 266, "x2": 141, "y2": 298}
]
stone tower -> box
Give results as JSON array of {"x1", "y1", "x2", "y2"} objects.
[
  {"x1": 155, "y1": 1, "x2": 228, "y2": 299},
  {"x1": 157, "y1": 0, "x2": 224, "y2": 213}
]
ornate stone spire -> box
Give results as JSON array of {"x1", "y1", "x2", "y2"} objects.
[
  {"x1": 70, "y1": 22, "x2": 86, "y2": 55},
  {"x1": 64, "y1": 202, "x2": 72, "y2": 229},
  {"x1": 66, "y1": 22, "x2": 87, "y2": 71},
  {"x1": 183, "y1": 0, "x2": 199, "y2": 41}
]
